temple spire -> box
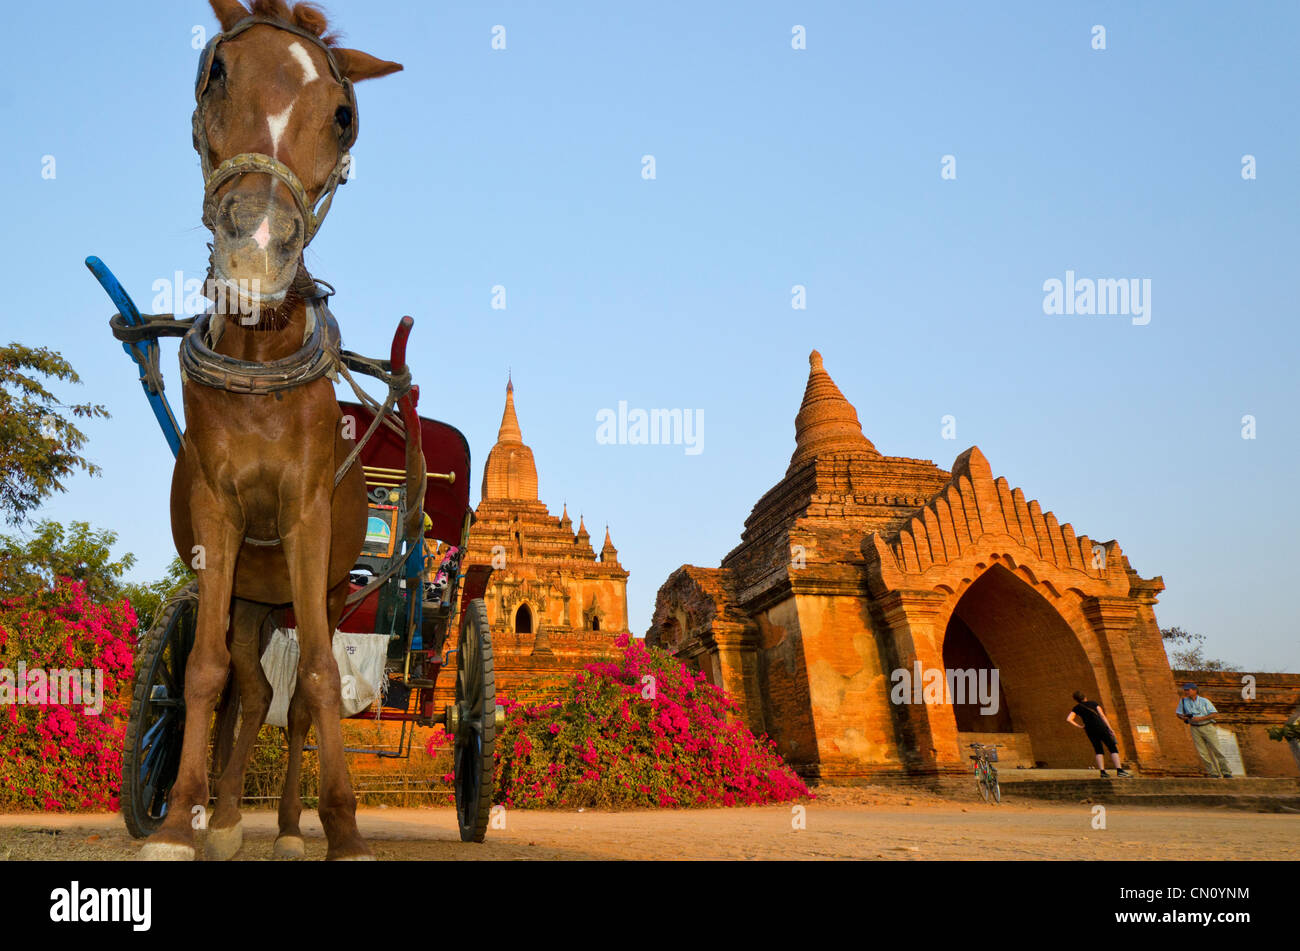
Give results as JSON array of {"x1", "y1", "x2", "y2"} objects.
[
  {"x1": 574, "y1": 514, "x2": 593, "y2": 556},
  {"x1": 481, "y1": 377, "x2": 539, "y2": 500},
  {"x1": 787, "y1": 349, "x2": 878, "y2": 475},
  {"x1": 497, "y1": 376, "x2": 523, "y2": 443},
  {"x1": 600, "y1": 524, "x2": 618, "y2": 563}
]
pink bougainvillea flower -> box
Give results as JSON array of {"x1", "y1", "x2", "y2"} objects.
[
  {"x1": 491, "y1": 634, "x2": 810, "y2": 811},
  {"x1": 0, "y1": 579, "x2": 134, "y2": 813}
]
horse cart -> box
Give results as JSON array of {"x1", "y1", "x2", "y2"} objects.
[{"x1": 87, "y1": 257, "x2": 500, "y2": 845}]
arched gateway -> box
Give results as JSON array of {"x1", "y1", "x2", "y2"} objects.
[
  {"x1": 940, "y1": 564, "x2": 1101, "y2": 767},
  {"x1": 648, "y1": 351, "x2": 1202, "y2": 781}
]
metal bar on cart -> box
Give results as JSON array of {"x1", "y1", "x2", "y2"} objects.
[{"x1": 85, "y1": 255, "x2": 183, "y2": 456}]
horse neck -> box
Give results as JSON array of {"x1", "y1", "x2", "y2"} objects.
[
  {"x1": 214, "y1": 299, "x2": 310, "y2": 363},
  {"x1": 210, "y1": 265, "x2": 316, "y2": 363}
]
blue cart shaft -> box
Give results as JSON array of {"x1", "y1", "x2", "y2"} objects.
[{"x1": 85, "y1": 256, "x2": 184, "y2": 457}]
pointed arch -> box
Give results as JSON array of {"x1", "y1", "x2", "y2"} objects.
[{"x1": 938, "y1": 563, "x2": 1102, "y2": 767}]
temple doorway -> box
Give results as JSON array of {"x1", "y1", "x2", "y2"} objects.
[{"x1": 940, "y1": 565, "x2": 1101, "y2": 768}]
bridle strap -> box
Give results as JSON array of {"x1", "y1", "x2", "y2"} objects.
[
  {"x1": 193, "y1": 15, "x2": 356, "y2": 248},
  {"x1": 200, "y1": 151, "x2": 348, "y2": 249}
]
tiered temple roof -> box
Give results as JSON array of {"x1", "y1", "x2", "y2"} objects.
[
  {"x1": 472, "y1": 381, "x2": 620, "y2": 571},
  {"x1": 453, "y1": 379, "x2": 630, "y2": 705},
  {"x1": 721, "y1": 350, "x2": 952, "y2": 600}
]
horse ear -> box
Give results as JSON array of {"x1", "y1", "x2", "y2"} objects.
[
  {"x1": 333, "y1": 48, "x2": 404, "y2": 82},
  {"x1": 209, "y1": 0, "x2": 248, "y2": 31}
]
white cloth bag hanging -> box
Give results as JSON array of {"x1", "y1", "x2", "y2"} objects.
[
  {"x1": 260, "y1": 628, "x2": 389, "y2": 727},
  {"x1": 261, "y1": 628, "x2": 300, "y2": 728}
]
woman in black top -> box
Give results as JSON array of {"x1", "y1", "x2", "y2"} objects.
[{"x1": 1066, "y1": 690, "x2": 1132, "y2": 777}]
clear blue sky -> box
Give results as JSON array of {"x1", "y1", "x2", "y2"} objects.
[{"x1": 1, "y1": 1, "x2": 1296, "y2": 670}]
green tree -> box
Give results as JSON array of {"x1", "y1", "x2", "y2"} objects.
[
  {"x1": 0, "y1": 342, "x2": 109, "y2": 525},
  {"x1": 0, "y1": 521, "x2": 192, "y2": 638},
  {"x1": 0, "y1": 519, "x2": 135, "y2": 603},
  {"x1": 1161, "y1": 625, "x2": 1239, "y2": 672},
  {"x1": 119, "y1": 556, "x2": 195, "y2": 637},
  {"x1": 1267, "y1": 722, "x2": 1300, "y2": 743}
]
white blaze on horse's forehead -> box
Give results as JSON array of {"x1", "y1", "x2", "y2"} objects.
[
  {"x1": 267, "y1": 104, "x2": 294, "y2": 156},
  {"x1": 287, "y1": 41, "x2": 320, "y2": 84},
  {"x1": 264, "y1": 43, "x2": 321, "y2": 158}
]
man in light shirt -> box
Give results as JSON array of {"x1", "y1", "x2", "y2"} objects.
[{"x1": 1176, "y1": 682, "x2": 1233, "y2": 779}]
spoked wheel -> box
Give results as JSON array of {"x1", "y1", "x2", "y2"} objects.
[
  {"x1": 977, "y1": 765, "x2": 1000, "y2": 805},
  {"x1": 450, "y1": 598, "x2": 496, "y2": 843},
  {"x1": 122, "y1": 581, "x2": 198, "y2": 839}
]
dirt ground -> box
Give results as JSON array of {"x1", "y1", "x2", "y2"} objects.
[{"x1": 1, "y1": 786, "x2": 1296, "y2": 861}]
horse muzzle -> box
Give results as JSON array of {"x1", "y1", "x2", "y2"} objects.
[{"x1": 207, "y1": 179, "x2": 305, "y2": 309}]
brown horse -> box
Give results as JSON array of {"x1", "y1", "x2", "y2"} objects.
[{"x1": 139, "y1": 0, "x2": 401, "y2": 861}]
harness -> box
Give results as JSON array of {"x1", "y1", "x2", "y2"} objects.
[
  {"x1": 108, "y1": 16, "x2": 419, "y2": 600},
  {"x1": 180, "y1": 288, "x2": 341, "y2": 396},
  {"x1": 111, "y1": 280, "x2": 412, "y2": 467}
]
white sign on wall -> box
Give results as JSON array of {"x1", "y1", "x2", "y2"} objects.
[{"x1": 1214, "y1": 727, "x2": 1247, "y2": 777}]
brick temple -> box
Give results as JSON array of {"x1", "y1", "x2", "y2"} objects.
[
  {"x1": 458, "y1": 379, "x2": 629, "y2": 702},
  {"x1": 647, "y1": 350, "x2": 1216, "y2": 781}
]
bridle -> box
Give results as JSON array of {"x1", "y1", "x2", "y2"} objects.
[{"x1": 192, "y1": 16, "x2": 357, "y2": 247}]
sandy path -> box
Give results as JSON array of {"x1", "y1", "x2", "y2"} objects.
[{"x1": 1, "y1": 788, "x2": 1296, "y2": 861}]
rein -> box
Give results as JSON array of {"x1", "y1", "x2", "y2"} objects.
[
  {"x1": 180, "y1": 293, "x2": 339, "y2": 396},
  {"x1": 108, "y1": 275, "x2": 413, "y2": 490}
]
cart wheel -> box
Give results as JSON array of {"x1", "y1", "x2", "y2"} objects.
[
  {"x1": 121, "y1": 581, "x2": 197, "y2": 839},
  {"x1": 452, "y1": 598, "x2": 496, "y2": 843}
]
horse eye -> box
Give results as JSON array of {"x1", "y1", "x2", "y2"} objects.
[
  {"x1": 208, "y1": 56, "x2": 225, "y2": 85},
  {"x1": 335, "y1": 106, "x2": 353, "y2": 129}
]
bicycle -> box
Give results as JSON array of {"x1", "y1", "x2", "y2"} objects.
[{"x1": 969, "y1": 743, "x2": 1001, "y2": 804}]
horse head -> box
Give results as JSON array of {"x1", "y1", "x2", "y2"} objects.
[{"x1": 195, "y1": 0, "x2": 401, "y2": 311}]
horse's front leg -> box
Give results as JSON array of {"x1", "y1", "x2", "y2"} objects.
[
  {"x1": 275, "y1": 578, "x2": 350, "y2": 860},
  {"x1": 140, "y1": 498, "x2": 241, "y2": 861},
  {"x1": 207, "y1": 599, "x2": 274, "y2": 860},
  {"x1": 282, "y1": 497, "x2": 370, "y2": 861}
]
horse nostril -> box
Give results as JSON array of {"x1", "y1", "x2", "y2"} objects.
[
  {"x1": 274, "y1": 215, "x2": 303, "y2": 251},
  {"x1": 217, "y1": 209, "x2": 240, "y2": 241},
  {"x1": 216, "y1": 195, "x2": 248, "y2": 240}
]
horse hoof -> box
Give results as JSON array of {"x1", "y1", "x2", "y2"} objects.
[
  {"x1": 138, "y1": 841, "x2": 196, "y2": 862},
  {"x1": 273, "y1": 835, "x2": 305, "y2": 860},
  {"x1": 206, "y1": 821, "x2": 243, "y2": 861}
]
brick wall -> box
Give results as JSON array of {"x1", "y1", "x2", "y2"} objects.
[{"x1": 1173, "y1": 670, "x2": 1300, "y2": 777}]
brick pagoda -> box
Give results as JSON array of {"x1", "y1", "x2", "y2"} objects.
[
  {"x1": 460, "y1": 379, "x2": 630, "y2": 703},
  {"x1": 647, "y1": 350, "x2": 1207, "y2": 781}
]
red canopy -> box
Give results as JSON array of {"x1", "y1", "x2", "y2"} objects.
[{"x1": 339, "y1": 399, "x2": 471, "y2": 545}]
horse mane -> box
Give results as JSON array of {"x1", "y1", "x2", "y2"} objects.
[{"x1": 245, "y1": 0, "x2": 341, "y2": 46}]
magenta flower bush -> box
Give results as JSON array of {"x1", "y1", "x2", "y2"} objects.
[
  {"x1": 427, "y1": 633, "x2": 811, "y2": 809},
  {"x1": 0, "y1": 579, "x2": 134, "y2": 811}
]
